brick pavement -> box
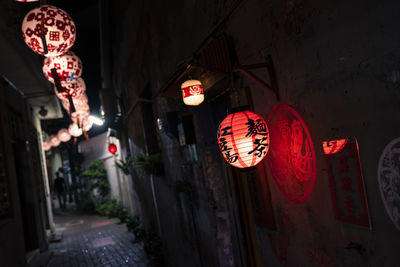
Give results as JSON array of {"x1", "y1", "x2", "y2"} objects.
[{"x1": 47, "y1": 210, "x2": 153, "y2": 267}]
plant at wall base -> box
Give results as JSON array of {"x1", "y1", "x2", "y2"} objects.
[
  {"x1": 115, "y1": 156, "x2": 134, "y2": 175},
  {"x1": 133, "y1": 153, "x2": 164, "y2": 176},
  {"x1": 126, "y1": 214, "x2": 141, "y2": 234},
  {"x1": 96, "y1": 196, "x2": 128, "y2": 223},
  {"x1": 82, "y1": 160, "x2": 110, "y2": 202}
]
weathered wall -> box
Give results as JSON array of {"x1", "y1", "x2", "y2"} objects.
[{"x1": 110, "y1": 0, "x2": 400, "y2": 266}]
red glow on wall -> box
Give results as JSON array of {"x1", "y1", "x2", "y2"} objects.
[
  {"x1": 267, "y1": 104, "x2": 316, "y2": 203},
  {"x1": 322, "y1": 139, "x2": 347, "y2": 154},
  {"x1": 108, "y1": 143, "x2": 117, "y2": 155},
  {"x1": 217, "y1": 110, "x2": 269, "y2": 168}
]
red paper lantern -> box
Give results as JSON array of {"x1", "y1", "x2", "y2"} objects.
[
  {"x1": 21, "y1": 5, "x2": 76, "y2": 57},
  {"x1": 43, "y1": 51, "x2": 82, "y2": 84},
  {"x1": 181, "y1": 80, "x2": 204, "y2": 106},
  {"x1": 16, "y1": 0, "x2": 39, "y2": 2},
  {"x1": 322, "y1": 139, "x2": 347, "y2": 155},
  {"x1": 108, "y1": 143, "x2": 117, "y2": 155},
  {"x1": 217, "y1": 110, "x2": 269, "y2": 168}
]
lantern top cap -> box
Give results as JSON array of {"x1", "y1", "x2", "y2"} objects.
[{"x1": 181, "y1": 80, "x2": 202, "y2": 88}]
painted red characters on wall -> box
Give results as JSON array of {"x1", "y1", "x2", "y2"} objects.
[
  {"x1": 217, "y1": 110, "x2": 269, "y2": 168},
  {"x1": 43, "y1": 51, "x2": 83, "y2": 84},
  {"x1": 21, "y1": 5, "x2": 76, "y2": 57},
  {"x1": 267, "y1": 104, "x2": 316, "y2": 203}
]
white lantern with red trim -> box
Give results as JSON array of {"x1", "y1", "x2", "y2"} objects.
[
  {"x1": 49, "y1": 135, "x2": 61, "y2": 147},
  {"x1": 22, "y1": 5, "x2": 76, "y2": 57},
  {"x1": 217, "y1": 110, "x2": 269, "y2": 168},
  {"x1": 68, "y1": 123, "x2": 82, "y2": 137},
  {"x1": 57, "y1": 128, "x2": 71, "y2": 142},
  {"x1": 55, "y1": 77, "x2": 86, "y2": 101},
  {"x1": 42, "y1": 141, "x2": 52, "y2": 151},
  {"x1": 181, "y1": 80, "x2": 204, "y2": 106},
  {"x1": 43, "y1": 51, "x2": 82, "y2": 84}
]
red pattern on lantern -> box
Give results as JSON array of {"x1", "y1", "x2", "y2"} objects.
[
  {"x1": 322, "y1": 139, "x2": 347, "y2": 155},
  {"x1": 182, "y1": 84, "x2": 204, "y2": 98},
  {"x1": 55, "y1": 77, "x2": 86, "y2": 101},
  {"x1": 22, "y1": 5, "x2": 76, "y2": 57},
  {"x1": 108, "y1": 144, "x2": 117, "y2": 155},
  {"x1": 217, "y1": 110, "x2": 269, "y2": 168},
  {"x1": 267, "y1": 104, "x2": 316, "y2": 203},
  {"x1": 43, "y1": 51, "x2": 82, "y2": 84}
]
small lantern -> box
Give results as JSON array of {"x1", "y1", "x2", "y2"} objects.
[
  {"x1": 108, "y1": 143, "x2": 117, "y2": 155},
  {"x1": 22, "y1": 5, "x2": 76, "y2": 57},
  {"x1": 49, "y1": 135, "x2": 60, "y2": 147},
  {"x1": 42, "y1": 141, "x2": 52, "y2": 151},
  {"x1": 217, "y1": 110, "x2": 269, "y2": 168},
  {"x1": 57, "y1": 128, "x2": 71, "y2": 142},
  {"x1": 43, "y1": 51, "x2": 82, "y2": 84},
  {"x1": 68, "y1": 123, "x2": 82, "y2": 137},
  {"x1": 181, "y1": 80, "x2": 204, "y2": 106}
]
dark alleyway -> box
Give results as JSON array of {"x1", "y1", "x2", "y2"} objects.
[{"x1": 47, "y1": 209, "x2": 152, "y2": 267}]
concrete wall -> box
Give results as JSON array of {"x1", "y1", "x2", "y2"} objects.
[{"x1": 109, "y1": 0, "x2": 400, "y2": 266}]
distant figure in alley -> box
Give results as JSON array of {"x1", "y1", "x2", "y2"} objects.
[{"x1": 54, "y1": 172, "x2": 66, "y2": 209}]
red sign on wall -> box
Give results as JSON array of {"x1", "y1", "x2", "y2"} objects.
[
  {"x1": 323, "y1": 138, "x2": 371, "y2": 228},
  {"x1": 267, "y1": 104, "x2": 317, "y2": 203}
]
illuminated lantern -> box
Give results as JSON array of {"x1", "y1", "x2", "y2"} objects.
[
  {"x1": 42, "y1": 141, "x2": 51, "y2": 151},
  {"x1": 43, "y1": 51, "x2": 82, "y2": 84},
  {"x1": 57, "y1": 128, "x2": 71, "y2": 142},
  {"x1": 217, "y1": 110, "x2": 269, "y2": 168},
  {"x1": 22, "y1": 5, "x2": 76, "y2": 57},
  {"x1": 81, "y1": 117, "x2": 93, "y2": 132},
  {"x1": 16, "y1": 0, "x2": 39, "y2": 2},
  {"x1": 108, "y1": 143, "x2": 117, "y2": 155},
  {"x1": 49, "y1": 135, "x2": 60, "y2": 147},
  {"x1": 55, "y1": 77, "x2": 86, "y2": 101},
  {"x1": 181, "y1": 80, "x2": 204, "y2": 106},
  {"x1": 322, "y1": 139, "x2": 348, "y2": 155},
  {"x1": 68, "y1": 123, "x2": 82, "y2": 137}
]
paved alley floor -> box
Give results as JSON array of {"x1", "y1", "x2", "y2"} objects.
[{"x1": 47, "y1": 209, "x2": 153, "y2": 267}]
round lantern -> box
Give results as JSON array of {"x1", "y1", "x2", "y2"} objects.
[
  {"x1": 54, "y1": 78, "x2": 86, "y2": 100},
  {"x1": 42, "y1": 141, "x2": 52, "y2": 151},
  {"x1": 68, "y1": 123, "x2": 82, "y2": 137},
  {"x1": 217, "y1": 110, "x2": 269, "y2": 168},
  {"x1": 43, "y1": 51, "x2": 82, "y2": 84},
  {"x1": 181, "y1": 80, "x2": 204, "y2": 106},
  {"x1": 61, "y1": 92, "x2": 89, "y2": 115},
  {"x1": 22, "y1": 5, "x2": 76, "y2": 57},
  {"x1": 57, "y1": 128, "x2": 71, "y2": 142},
  {"x1": 81, "y1": 117, "x2": 93, "y2": 132},
  {"x1": 49, "y1": 135, "x2": 60, "y2": 147},
  {"x1": 108, "y1": 143, "x2": 117, "y2": 155}
]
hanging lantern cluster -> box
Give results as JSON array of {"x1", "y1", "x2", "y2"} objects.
[
  {"x1": 21, "y1": 3, "x2": 94, "y2": 143},
  {"x1": 21, "y1": 5, "x2": 76, "y2": 57},
  {"x1": 217, "y1": 110, "x2": 270, "y2": 168}
]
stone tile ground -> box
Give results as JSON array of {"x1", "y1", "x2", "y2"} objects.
[{"x1": 47, "y1": 210, "x2": 153, "y2": 267}]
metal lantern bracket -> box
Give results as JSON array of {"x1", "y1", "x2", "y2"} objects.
[{"x1": 233, "y1": 55, "x2": 280, "y2": 101}]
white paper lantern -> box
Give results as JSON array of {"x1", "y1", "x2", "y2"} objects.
[
  {"x1": 81, "y1": 117, "x2": 93, "y2": 132},
  {"x1": 57, "y1": 128, "x2": 71, "y2": 142},
  {"x1": 55, "y1": 77, "x2": 86, "y2": 101},
  {"x1": 22, "y1": 5, "x2": 76, "y2": 57},
  {"x1": 50, "y1": 135, "x2": 61, "y2": 147},
  {"x1": 68, "y1": 123, "x2": 82, "y2": 137},
  {"x1": 43, "y1": 51, "x2": 82, "y2": 84},
  {"x1": 181, "y1": 80, "x2": 204, "y2": 106},
  {"x1": 42, "y1": 141, "x2": 52, "y2": 151}
]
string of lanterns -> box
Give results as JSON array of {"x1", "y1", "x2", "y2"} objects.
[{"x1": 18, "y1": 2, "x2": 93, "y2": 151}]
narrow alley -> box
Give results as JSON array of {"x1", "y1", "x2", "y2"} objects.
[{"x1": 47, "y1": 208, "x2": 152, "y2": 267}]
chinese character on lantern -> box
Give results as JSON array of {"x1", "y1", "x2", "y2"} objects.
[
  {"x1": 181, "y1": 80, "x2": 204, "y2": 106},
  {"x1": 217, "y1": 110, "x2": 269, "y2": 168}
]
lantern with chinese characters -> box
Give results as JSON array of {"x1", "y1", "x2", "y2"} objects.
[
  {"x1": 181, "y1": 80, "x2": 204, "y2": 106},
  {"x1": 57, "y1": 128, "x2": 71, "y2": 142},
  {"x1": 322, "y1": 139, "x2": 348, "y2": 155},
  {"x1": 217, "y1": 110, "x2": 269, "y2": 168},
  {"x1": 49, "y1": 135, "x2": 60, "y2": 147},
  {"x1": 43, "y1": 51, "x2": 82, "y2": 84},
  {"x1": 22, "y1": 5, "x2": 76, "y2": 57},
  {"x1": 68, "y1": 123, "x2": 82, "y2": 137},
  {"x1": 42, "y1": 141, "x2": 52, "y2": 151},
  {"x1": 108, "y1": 143, "x2": 117, "y2": 155}
]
